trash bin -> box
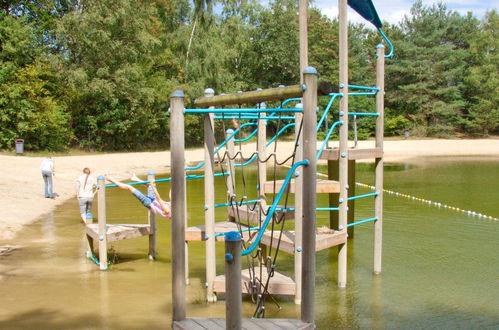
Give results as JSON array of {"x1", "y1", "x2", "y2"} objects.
[{"x1": 15, "y1": 139, "x2": 24, "y2": 154}]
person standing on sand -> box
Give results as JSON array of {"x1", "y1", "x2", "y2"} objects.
[
  {"x1": 105, "y1": 174, "x2": 171, "y2": 218},
  {"x1": 76, "y1": 168, "x2": 97, "y2": 223},
  {"x1": 40, "y1": 157, "x2": 55, "y2": 198}
]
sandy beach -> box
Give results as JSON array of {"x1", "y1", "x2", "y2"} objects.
[{"x1": 1, "y1": 138, "x2": 498, "y2": 240}]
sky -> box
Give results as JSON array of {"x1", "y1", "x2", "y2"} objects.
[{"x1": 314, "y1": 0, "x2": 499, "y2": 26}]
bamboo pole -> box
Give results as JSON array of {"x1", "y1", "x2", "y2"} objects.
[
  {"x1": 225, "y1": 232, "x2": 242, "y2": 329},
  {"x1": 205, "y1": 109, "x2": 217, "y2": 303},
  {"x1": 337, "y1": 0, "x2": 349, "y2": 288},
  {"x1": 374, "y1": 45, "x2": 385, "y2": 274},
  {"x1": 170, "y1": 90, "x2": 186, "y2": 322},
  {"x1": 147, "y1": 171, "x2": 157, "y2": 260},
  {"x1": 301, "y1": 67, "x2": 318, "y2": 324},
  {"x1": 97, "y1": 175, "x2": 107, "y2": 271},
  {"x1": 299, "y1": 0, "x2": 308, "y2": 84},
  {"x1": 294, "y1": 106, "x2": 303, "y2": 305}
]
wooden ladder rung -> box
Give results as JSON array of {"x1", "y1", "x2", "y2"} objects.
[{"x1": 260, "y1": 230, "x2": 347, "y2": 254}]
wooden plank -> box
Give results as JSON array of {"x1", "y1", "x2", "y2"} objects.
[
  {"x1": 185, "y1": 221, "x2": 253, "y2": 242},
  {"x1": 228, "y1": 206, "x2": 295, "y2": 224},
  {"x1": 319, "y1": 147, "x2": 382, "y2": 160},
  {"x1": 175, "y1": 318, "x2": 313, "y2": 330},
  {"x1": 260, "y1": 230, "x2": 347, "y2": 254},
  {"x1": 86, "y1": 224, "x2": 151, "y2": 242},
  {"x1": 173, "y1": 319, "x2": 207, "y2": 330},
  {"x1": 263, "y1": 179, "x2": 339, "y2": 194},
  {"x1": 213, "y1": 269, "x2": 295, "y2": 296}
]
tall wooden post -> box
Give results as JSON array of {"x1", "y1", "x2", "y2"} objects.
[
  {"x1": 328, "y1": 160, "x2": 339, "y2": 230},
  {"x1": 299, "y1": 0, "x2": 308, "y2": 83},
  {"x1": 257, "y1": 103, "x2": 267, "y2": 209},
  {"x1": 294, "y1": 104, "x2": 303, "y2": 305},
  {"x1": 97, "y1": 175, "x2": 107, "y2": 271},
  {"x1": 337, "y1": 0, "x2": 349, "y2": 288},
  {"x1": 225, "y1": 232, "x2": 242, "y2": 329},
  {"x1": 147, "y1": 171, "x2": 157, "y2": 259},
  {"x1": 205, "y1": 101, "x2": 217, "y2": 303},
  {"x1": 374, "y1": 45, "x2": 385, "y2": 274},
  {"x1": 226, "y1": 128, "x2": 236, "y2": 218},
  {"x1": 301, "y1": 67, "x2": 318, "y2": 324},
  {"x1": 170, "y1": 90, "x2": 186, "y2": 322}
]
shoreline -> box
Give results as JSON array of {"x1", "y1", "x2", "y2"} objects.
[{"x1": 1, "y1": 138, "x2": 499, "y2": 240}]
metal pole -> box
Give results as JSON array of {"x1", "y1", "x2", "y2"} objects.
[
  {"x1": 147, "y1": 171, "x2": 157, "y2": 260},
  {"x1": 299, "y1": 0, "x2": 308, "y2": 84},
  {"x1": 301, "y1": 67, "x2": 318, "y2": 324},
  {"x1": 338, "y1": 0, "x2": 349, "y2": 288},
  {"x1": 170, "y1": 90, "x2": 186, "y2": 322},
  {"x1": 374, "y1": 45, "x2": 385, "y2": 274},
  {"x1": 294, "y1": 105, "x2": 303, "y2": 305},
  {"x1": 97, "y1": 175, "x2": 107, "y2": 271},
  {"x1": 205, "y1": 104, "x2": 217, "y2": 303},
  {"x1": 225, "y1": 232, "x2": 242, "y2": 330}
]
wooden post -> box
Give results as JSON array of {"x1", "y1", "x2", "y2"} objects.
[
  {"x1": 374, "y1": 45, "x2": 385, "y2": 275},
  {"x1": 299, "y1": 0, "x2": 308, "y2": 84},
  {"x1": 97, "y1": 175, "x2": 107, "y2": 271},
  {"x1": 338, "y1": 0, "x2": 349, "y2": 288},
  {"x1": 170, "y1": 90, "x2": 186, "y2": 322},
  {"x1": 205, "y1": 106, "x2": 217, "y2": 303},
  {"x1": 225, "y1": 232, "x2": 242, "y2": 330},
  {"x1": 226, "y1": 128, "x2": 236, "y2": 220},
  {"x1": 147, "y1": 171, "x2": 157, "y2": 260},
  {"x1": 347, "y1": 160, "x2": 356, "y2": 239},
  {"x1": 257, "y1": 103, "x2": 267, "y2": 210},
  {"x1": 294, "y1": 106, "x2": 303, "y2": 305},
  {"x1": 301, "y1": 67, "x2": 318, "y2": 324},
  {"x1": 328, "y1": 160, "x2": 339, "y2": 230}
]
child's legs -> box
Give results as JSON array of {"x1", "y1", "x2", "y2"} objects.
[{"x1": 131, "y1": 188, "x2": 153, "y2": 209}]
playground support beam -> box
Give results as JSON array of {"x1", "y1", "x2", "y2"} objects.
[
  {"x1": 294, "y1": 109, "x2": 303, "y2": 305},
  {"x1": 147, "y1": 172, "x2": 157, "y2": 260},
  {"x1": 226, "y1": 128, "x2": 236, "y2": 220},
  {"x1": 299, "y1": 0, "x2": 308, "y2": 84},
  {"x1": 374, "y1": 45, "x2": 385, "y2": 275},
  {"x1": 225, "y1": 232, "x2": 242, "y2": 329},
  {"x1": 338, "y1": 0, "x2": 349, "y2": 288},
  {"x1": 170, "y1": 90, "x2": 186, "y2": 322},
  {"x1": 194, "y1": 85, "x2": 304, "y2": 108},
  {"x1": 301, "y1": 67, "x2": 318, "y2": 324},
  {"x1": 97, "y1": 176, "x2": 107, "y2": 270}
]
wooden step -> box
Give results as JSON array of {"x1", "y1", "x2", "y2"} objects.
[
  {"x1": 213, "y1": 268, "x2": 296, "y2": 296},
  {"x1": 263, "y1": 178, "x2": 339, "y2": 194},
  {"x1": 228, "y1": 205, "x2": 295, "y2": 224},
  {"x1": 174, "y1": 318, "x2": 313, "y2": 330},
  {"x1": 260, "y1": 230, "x2": 347, "y2": 254},
  {"x1": 318, "y1": 147, "x2": 382, "y2": 160},
  {"x1": 185, "y1": 221, "x2": 254, "y2": 242},
  {"x1": 86, "y1": 224, "x2": 151, "y2": 243}
]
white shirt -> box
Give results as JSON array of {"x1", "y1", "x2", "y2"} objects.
[
  {"x1": 76, "y1": 174, "x2": 97, "y2": 198},
  {"x1": 40, "y1": 158, "x2": 54, "y2": 172}
]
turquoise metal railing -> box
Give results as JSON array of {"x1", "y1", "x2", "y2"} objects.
[
  {"x1": 347, "y1": 216, "x2": 378, "y2": 227},
  {"x1": 317, "y1": 93, "x2": 341, "y2": 132},
  {"x1": 378, "y1": 28, "x2": 394, "y2": 58},
  {"x1": 316, "y1": 120, "x2": 343, "y2": 160},
  {"x1": 348, "y1": 85, "x2": 379, "y2": 91},
  {"x1": 347, "y1": 192, "x2": 378, "y2": 201},
  {"x1": 184, "y1": 108, "x2": 302, "y2": 114},
  {"x1": 214, "y1": 199, "x2": 260, "y2": 209},
  {"x1": 104, "y1": 172, "x2": 229, "y2": 188}
]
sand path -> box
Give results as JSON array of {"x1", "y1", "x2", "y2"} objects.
[{"x1": 1, "y1": 139, "x2": 498, "y2": 240}]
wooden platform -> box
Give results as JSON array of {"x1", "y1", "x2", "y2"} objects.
[
  {"x1": 318, "y1": 147, "x2": 382, "y2": 160},
  {"x1": 213, "y1": 268, "x2": 296, "y2": 296},
  {"x1": 263, "y1": 178, "x2": 339, "y2": 194},
  {"x1": 174, "y1": 318, "x2": 313, "y2": 329},
  {"x1": 185, "y1": 221, "x2": 255, "y2": 242},
  {"x1": 260, "y1": 230, "x2": 347, "y2": 254},
  {"x1": 86, "y1": 224, "x2": 151, "y2": 242},
  {"x1": 228, "y1": 206, "x2": 295, "y2": 224}
]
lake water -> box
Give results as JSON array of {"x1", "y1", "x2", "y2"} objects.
[{"x1": 0, "y1": 156, "x2": 498, "y2": 329}]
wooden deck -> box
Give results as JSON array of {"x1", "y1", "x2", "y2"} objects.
[
  {"x1": 185, "y1": 221, "x2": 255, "y2": 242},
  {"x1": 318, "y1": 147, "x2": 382, "y2": 160},
  {"x1": 213, "y1": 268, "x2": 296, "y2": 296},
  {"x1": 260, "y1": 230, "x2": 347, "y2": 254},
  {"x1": 174, "y1": 317, "x2": 313, "y2": 329},
  {"x1": 263, "y1": 178, "x2": 340, "y2": 194},
  {"x1": 86, "y1": 224, "x2": 151, "y2": 242},
  {"x1": 228, "y1": 206, "x2": 295, "y2": 224}
]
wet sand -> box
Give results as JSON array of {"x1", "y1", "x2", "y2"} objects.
[{"x1": 1, "y1": 138, "x2": 498, "y2": 240}]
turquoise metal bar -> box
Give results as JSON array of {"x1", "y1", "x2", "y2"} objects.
[
  {"x1": 317, "y1": 207, "x2": 339, "y2": 211},
  {"x1": 104, "y1": 172, "x2": 228, "y2": 188},
  {"x1": 241, "y1": 160, "x2": 309, "y2": 256},
  {"x1": 214, "y1": 226, "x2": 260, "y2": 238},
  {"x1": 214, "y1": 116, "x2": 295, "y2": 120},
  {"x1": 234, "y1": 128, "x2": 258, "y2": 143},
  {"x1": 347, "y1": 192, "x2": 378, "y2": 201},
  {"x1": 348, "y1": 112, "x2": 379, "y2": 117},
  {"x1": 378, "y1": 28, "x2": 394, "y2": 58},
  {"x1": 235, "y1": 154, "x2": 257, "y2": 167},
  {"x1": 266, "y1": 123, "x2": 296, "y2": 146},
  {"x1": 346, "y1": 216, "x2": 378, "y2": 227},
  {"x1": 316, "y1": 120, "x2": 343, "y2": 160},
  {"x1": 348, "y1": 92, "x2": 377, "y2": 96},
  {"x1": 348, "y1": 85, "x2": 380, "y2": 91},
  {"x1": 213, "y1": 199, "x2": 260, "y2": 209},
  {"x1": 184, "y1": 108, "x2": 302, "y2": 114},
  {"x1": 317, "y1": 94, "x2": 341, "y2": 132},
  {"x1": 280, "y1": 98, "x2": 302, "y2": 107}
]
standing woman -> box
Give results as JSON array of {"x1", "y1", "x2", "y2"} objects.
[
  {"x1": 40, "y1": 157, "x2": 55, "y2": 198},
  {"x1": 76, "y1": 168, "x2": 97, "y2": 223}
]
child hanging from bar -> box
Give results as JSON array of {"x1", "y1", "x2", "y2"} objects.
[{"x1": 105, "y1": 174, "x2": 171, "y2": 218}]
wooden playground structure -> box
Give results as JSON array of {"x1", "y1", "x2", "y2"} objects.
[{"x1": 85, "y1": 0, "x2": 392, "y2": 328}]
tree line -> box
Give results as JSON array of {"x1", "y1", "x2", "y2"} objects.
[{"x1": 0, "y1": 0, "x2": 497, "y2": 151}]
